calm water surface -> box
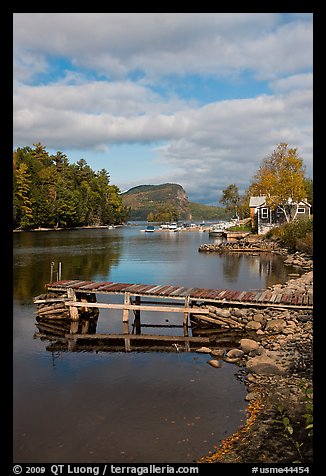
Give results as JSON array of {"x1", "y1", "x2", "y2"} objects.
[{"x1": 13, "y1": 225, "x2": 299, "y2": 463}]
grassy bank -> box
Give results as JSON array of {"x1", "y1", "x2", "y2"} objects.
[{"x1": 265, "y1": 217, "x2": 313, "y2": 254}]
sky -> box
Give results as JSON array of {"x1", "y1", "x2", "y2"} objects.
[{"x1": 13, "y1": 12, "x2": 313, "y2": 205}]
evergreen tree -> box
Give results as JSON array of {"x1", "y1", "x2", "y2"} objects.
[{"x1": 13, "y1": 144, "x2": 128, "y2": 229}]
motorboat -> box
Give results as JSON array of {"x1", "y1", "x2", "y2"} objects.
[{"x1": 208, "y1": 222, "x2": 227, "y2": 236}]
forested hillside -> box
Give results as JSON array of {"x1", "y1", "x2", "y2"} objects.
[
  {"x1": 121, "y1": 183, "x2": 190, "y2": 221},
  {"x1": 13, "y1": 143, "x2": 129, "y2": 230},
  {"x1": 121, "y1": 183, "x2": 230, "y2": 221}
]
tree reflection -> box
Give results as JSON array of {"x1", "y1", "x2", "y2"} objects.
[{"x1": 13, "y1": 229, "x2": 122, "y2": 301}]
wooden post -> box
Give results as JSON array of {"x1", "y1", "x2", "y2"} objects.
[
  {"x1": 183, "y1": 296, "x2": 190, "y2": 337},
  {"x1": 133, "y1": 296, "x2": 141, "y2": 335},
  {"x1": 122, "y1": 292, "x2": 130, "y2": 350},
  {"x1": 124, "y1": 335, "x2": 131, "y2": 352},
  {"x1": 58, "y1": 262, "x2": 62, "y2": 281},
  {"x1": 67, "y1": 336, "x2": 76, "y2": 351},
  {"x1": 69, "y1": 320, "x2": 79, "y2": 334},
  {"x1": 81, "y1": 319, "x2": 89, "y2": 334},
  {"x1": 122, "y1": 317, "x2": 131, "y2": 352},
  {"x1": 67, "y1": 288, "x2": 79, "y2": 321},
  {"x1": 122, "y1": 292, "x2": 130, "y2": 324},
  {"x1": 50, "y1": 262, "x2": 54, "y2": 283},
  {"x1": 122, "y1": 293, "x2": 130, "y2": 352},
  {"x1": 80, "y1": 297, "x2": 89, "y2": 312}
]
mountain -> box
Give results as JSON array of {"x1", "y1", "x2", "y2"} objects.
[
  {"x1": 121, "y1": 183, "x2": 229, "y2": 221},
  {"x1": 121, "y1": 183, "x2": 190, "y2": 220}
]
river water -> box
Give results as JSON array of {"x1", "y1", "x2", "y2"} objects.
[{"x1": 13, "y1": 224, "x2": 299, "y2": 463}]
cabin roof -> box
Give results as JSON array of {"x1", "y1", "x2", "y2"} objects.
[
  {"x1": 249, "y1": 196, "x2": 266, "y2": 208},
  {"x1": 249, "y1": 196, "x2": 311, "y2": 208}
]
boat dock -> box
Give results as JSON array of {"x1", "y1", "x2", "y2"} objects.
[
  {"x1": 44, "y1": 279, "x2": 313, "y2": 310},
  {"x1": 33, "y1": 279, "x2": 312, "y2": 352}
]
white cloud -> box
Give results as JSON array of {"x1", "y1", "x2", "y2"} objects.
[
  {"x1": 269, "y1": 73, "x2": 313, "y2": 92},
  {"x1": 13, "y1": 13, "x2": 312, "y2": 82},
  {"x1": 13, "y1": 13, "x2": 313, "y2": 203}
]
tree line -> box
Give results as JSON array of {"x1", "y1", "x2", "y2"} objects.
[{"x1": 13, "y1": 143, "x2": 129, "y2": 230}]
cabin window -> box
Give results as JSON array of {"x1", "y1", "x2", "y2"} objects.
[
  {"x1": 297, "y1": 207, "x2": 305, "y2": 213},
  {"x1": 261, "y1": 208, "x2": 269, "y2": 219}
]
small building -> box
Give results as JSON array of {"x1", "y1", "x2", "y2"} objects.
[{"x1": 249, "y1": 196, "x2": 311, "y2": 235}]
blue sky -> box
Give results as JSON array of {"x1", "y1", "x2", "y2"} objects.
[{"x1": 13, "y1": 13, "x2": 313, "y2": 204}]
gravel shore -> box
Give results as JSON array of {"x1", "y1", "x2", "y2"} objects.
[{"x1": 195, "y1": 246, "x2": 313, "y2": 464}]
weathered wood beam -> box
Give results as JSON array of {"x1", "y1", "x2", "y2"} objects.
[
  {"x1": 65, "y1": 333, "x2": 210, "y2": 343},
  {"x1": 64, "y1": 301, "x2": 210, "y2": 314}
]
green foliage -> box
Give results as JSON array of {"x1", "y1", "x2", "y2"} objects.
[
  {"x1": 147, "y1": 203, "x2": 180, "y2": 222},
  {"x1": 227, "y1": 220, "x2": 252, "y2": 232},
  {"x1": 13, "y1": 144, "x2": 128, "y2": 230},
  {"x1": 273, "y1": 383, "x2": 313, "y2": 463},
  {"x1": 249, "y1": 143, "x2": 307, "y2": 215},
  {"x1": 220, "y1": 184, "x2": 241, "y2": 217},
  {"x1": 188, "y1": 202, "x2": 231, "y2": 220},
  {"x1": 266, "y1": 217, "x2": 313, "y2": 253},
  {"x1": 122, "y1": 182, "x2": 238, "y2": 221},
  {"x1": 121, "y1": 183, "x2": 190, "y2": 221}
]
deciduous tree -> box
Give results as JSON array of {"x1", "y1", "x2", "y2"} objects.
[
  {"x1": 248, "y1": 143, "x2": 308, "y2": 222},
  {"x1": 220, "y1": 184, "x2": 241, "y2": 219}
]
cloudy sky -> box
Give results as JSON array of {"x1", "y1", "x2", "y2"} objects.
[{"x1": 13, "y1": 13, "x2": 313, "y2": 204}]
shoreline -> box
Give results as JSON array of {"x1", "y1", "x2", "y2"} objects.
[
  {"x1": 13, "y1": 224, "x2": 125, "y2": 232},
  {"x1": 196, "y1": 248, "x2": 313, "y2": 464}
]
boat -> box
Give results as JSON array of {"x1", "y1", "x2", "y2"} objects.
[
  {"x1": 140, "y1": 225, "x2": 156, "y2": 232},
  {"x1": 168, "y1": 223, "x2": 178, "y2": 230},
  {"x1": 208, "y1": 223, "x2": 227, "y2": 236}
]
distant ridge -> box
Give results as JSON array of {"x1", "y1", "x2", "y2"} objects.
[{"x1": 121, "y1": 183, "x2": 229, "y2": 221}]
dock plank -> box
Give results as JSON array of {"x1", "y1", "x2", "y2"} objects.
[{"x1": 45, "y1": 279, "x2": 312, "y2": 309}]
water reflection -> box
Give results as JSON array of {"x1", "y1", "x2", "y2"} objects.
[
  {"x1": 220, "y1": 252, "x2": 293, "y2": 288},
  {"x1": 13, "y1": 229, "x2": 123, "y2": 301},
  {"x1": 14, "y1": 227, "x2": 300, "y2": 463}
]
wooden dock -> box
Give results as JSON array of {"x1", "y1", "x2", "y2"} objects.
[
  {"x1": 34, "y1": 278, "x2": 313, "y2": 353},
  {"x1": 44, "y1": 279, "x2": 313, "y2": 310}
]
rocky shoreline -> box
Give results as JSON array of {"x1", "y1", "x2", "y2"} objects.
[{"x1": 195, "y1": 245, "x2": 313, "y2": 464}]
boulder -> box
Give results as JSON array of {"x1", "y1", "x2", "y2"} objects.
[
  {"x1": 240, "y1": 338, "x2": 260, "y2": 353},
  {"x1": 224, "y1": 356, "x2": 240, "y2": 363},
  {"x1": 196, "y1": 347, "x2": 212, "y2": 353},
  {"x1": 246, "y1": 355, "x2": 286, "y2": 375},
  {"x1": 207, "y1": 359, "x2": 221, "y2": 368},
  {"x1": 246, "y1": 321, "x2": 262, "y2": 330},
  {"x1": 253, "y1": 313, "x2": 265, "y2": 322},
  {"x1": 245, "y1": 392, "x2": 260, "y2": 401},
  {"x1": 216, "y1": 308, "x2": 231, "y2": 318},
  {"x1": 265, "y1": 319, "x2": 286, "y2": 333},
  {"x1": 226, "y1": 348, "x2": 244, "y2": 358},
  {"x1": 210, "y1": 349, "x2": 224, "y2": 357}
]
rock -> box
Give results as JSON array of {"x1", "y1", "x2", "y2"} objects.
[
  {"x1": 246, "y1": 321, "x2": 262, "y2": 330},
  {"x1": 249, "y1": 347, "x2": 264, "y2": 356},
  {"x1": 253, "y1": 313, "x2": 265, "y2": 322},
  {"x1": 216, "y1": 309, "x2": 231, "y2": 318},
  {"x1": 265, "y1": 319, "x2": 286, "y2": 333},
  {"x1": 245, "y1": 392, "x2": 260, "y2": 401},
  {"x1": 240, "y1": 338, "x2": 260, "y2": 353},
  {"x1": 207, "y1": 359, "x2": 221, "y2": 368},
  {"x1": 224, "y1": 356, "x2": 240, "y2": 363},
  {"x1": 210, "y1": 349, "x2": 224, "y2": 357},
  {"x1": 196, "y1": 347, "x2": 212, "y2": 353},
  {"x1": 226, "y1": 348, "x2": 244, "y2": 358},
  {"x1": 233, "y1": 309, "x2": 245, "y2": 317},
  {"x1": 246, "y1": 355, "x2": 286, "y2": 375}
]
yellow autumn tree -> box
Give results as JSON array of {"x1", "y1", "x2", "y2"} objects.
[{"x1": 249, "y1": 143, "x2": 307, "y2": 222}]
